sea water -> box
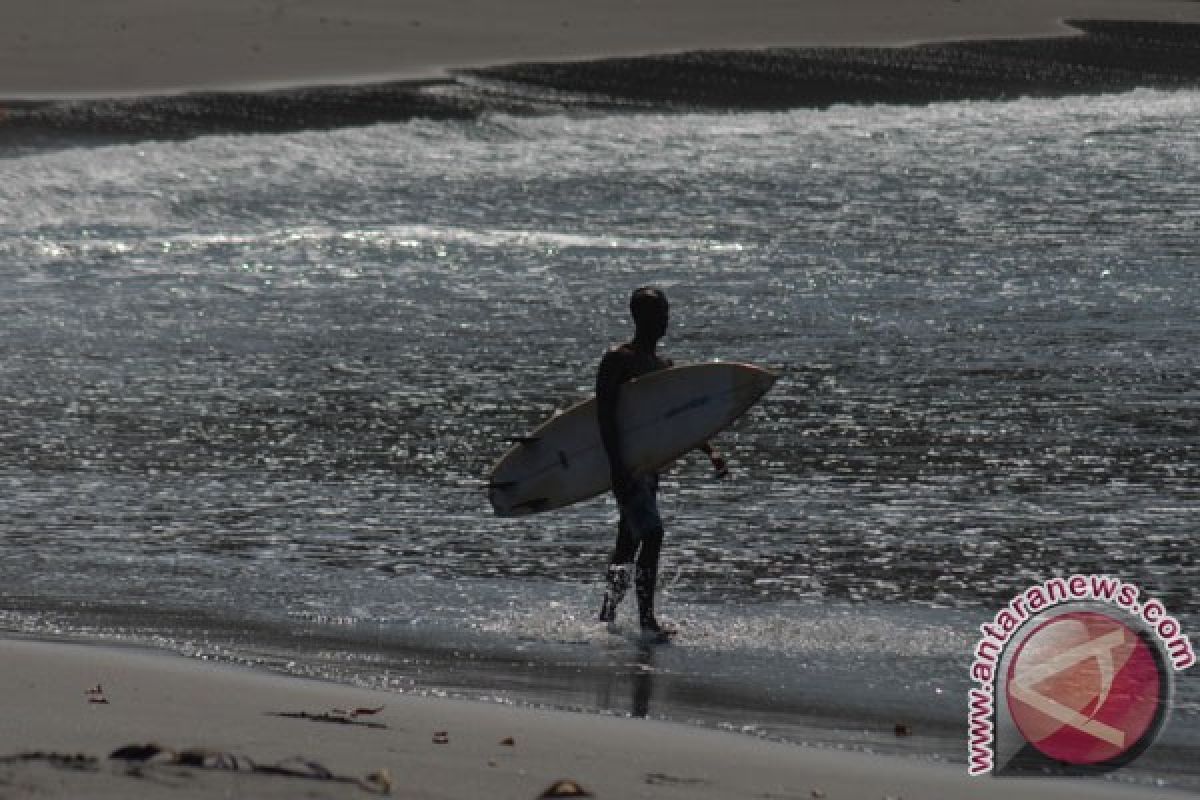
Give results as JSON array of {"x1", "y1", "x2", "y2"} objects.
[{"x1": 1, "y1": 87, "x2": 1197, "y2": 782}]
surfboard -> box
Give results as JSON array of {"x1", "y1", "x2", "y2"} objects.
[{"x1": 487, "y1": 362, "x2": 776, "y2": 517}]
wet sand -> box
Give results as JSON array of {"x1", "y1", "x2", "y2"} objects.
[
  {"x1": 4, "y1": 19, "x2": 1200, "y2": 149},
  {"x1": 3, "y1": 0, "x2": 1200, "y2": 99}
]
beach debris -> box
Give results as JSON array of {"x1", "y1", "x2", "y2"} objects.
[
  {"x1": 0, "y1": 751, "x2": 99, "y2": 772},
  {"x1": 109, "y1": 744, "x2": 166, "y2": 763},
  {"x1": 347, "y1": 705, "x2": 386, "y2": 717},
  {"x1": 85, "y1": 684, "x2": 109, "y2": 704},
  {"x1": 538, "y1": 779, "x2": 593, "y2": 798},
  {"x1": 644, "y1": 772, "x2": 708, "y2": 787},
  {"x1": 108, "y1": 744, "x2": 391, "y2": 794},
  {"x1": 175, "y1": 748, "x2": 256, "y2": 771},
  {"x1": 366, "y1": 769, "x2": 393, "y2": 793},
  {"x1": 432, "y1": 731, "x2": 450, "y2": 744},
  {"x1": 500, "y1": 736, "x2": 516, "y2": 746},
  {"x1": 269, "y1": 709, "x2": 388, "y2": 729},
  {"x1": 893, "y1": 722, "x2": 912, "y2": 737}
]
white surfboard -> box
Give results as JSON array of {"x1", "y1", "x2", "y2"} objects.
[{"x1": 488, "y1": 362, "x2": 776, "y2": 516}]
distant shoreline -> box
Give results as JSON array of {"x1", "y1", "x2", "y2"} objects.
[
  {"x1": 7, "y1": 0, "x2": 1200, "y2": 100},
  {"x1": 3, "y1": 20, "x2": 1199, "y2": 149}
]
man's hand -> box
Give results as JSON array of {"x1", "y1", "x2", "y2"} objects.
[
  {"x1": 710, "y1": 453, "x2": 729, "y2": 479},
  {"x1": 699, "y1": 441, "x2": 729, "y2": 479}
]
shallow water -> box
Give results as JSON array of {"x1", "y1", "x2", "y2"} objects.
[{"x1": 1, "y1": 87, "x2": 1197, "y2": 782}]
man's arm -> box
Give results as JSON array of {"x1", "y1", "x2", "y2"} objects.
[{"x1": 596, "y1": 350, "x2": 633, "y2": 499}]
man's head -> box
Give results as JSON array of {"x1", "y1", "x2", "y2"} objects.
[{"x1": 630, "y1": 287, "x2": 669, "y2": 341}]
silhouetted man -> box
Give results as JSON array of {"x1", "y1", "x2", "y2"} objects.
[{"x1": 596, "y1": 287, "x2": 725, "y2": 640}]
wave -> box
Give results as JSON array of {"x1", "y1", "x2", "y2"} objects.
[{"x1": 3, "y1": 19, "x2": 1199, "y2": 152}]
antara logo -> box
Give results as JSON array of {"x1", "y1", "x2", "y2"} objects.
[{"x1": 967, "y1": 575, "x2": 1192, "y2": 777}]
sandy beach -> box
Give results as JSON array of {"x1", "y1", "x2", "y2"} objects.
[
  {"x1": 0, "y1": 636, "x2": 1189, "y2": 799},
  {"x1": 3, "y1": 0, "x2": 1200, "y2": 98}
]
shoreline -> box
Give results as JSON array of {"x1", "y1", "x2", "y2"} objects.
[
  {"x1": 5, "y1": 1, "x2": 1200, "y2": 100},
  {"x1": 3, "y1": 19, "x2": 1200, "y2": 149},
  {"x1": 1, "y1": 598, "x2": 979, "y2": 760},
  {"x1": 1, "y1": 634, "x2": 1192, "y2": 799}
]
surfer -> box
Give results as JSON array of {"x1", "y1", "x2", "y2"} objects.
[{"x1": 596, "y1": 287, "x2": 727, "y2": 640}]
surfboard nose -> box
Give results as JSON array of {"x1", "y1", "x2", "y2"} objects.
[
  {"x1": 729, "y1": 363, "x2": 777, "y2": 406},
  {"x1": 756, "y1": 369, "x2": 779, "y2": 394}
]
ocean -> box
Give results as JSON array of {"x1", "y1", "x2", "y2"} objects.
[{"x1": 1, "y1": 86, "x2": 1197, "y2": 785}]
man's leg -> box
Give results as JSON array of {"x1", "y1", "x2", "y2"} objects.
[
  {"x1": 598, "y1": 517, "x2": 636, "y2": 622},
  {"x1": 634, "y1": 525, "x2": 668, "y2": 634},
  {"x1": 625, "y1": 475, "x2": 672, "y2": 637}
]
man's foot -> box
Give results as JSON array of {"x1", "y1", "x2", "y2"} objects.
[
  {"x1": 639, "y1": 615, "x2": 677, "y2": 643},
  {"x1": 633, "y1": 565, "x2": 674, "y2": 641},
  {"x1": 598, "y1": 596, "x2": 618, "y2": 623},
  {"x1": 598, "y1": 564, "x2": 632, "y2": 622}
]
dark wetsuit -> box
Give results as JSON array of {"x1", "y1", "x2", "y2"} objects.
[{"x1": 596, "y1": 343, "x2": 672, "y2": 627}]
